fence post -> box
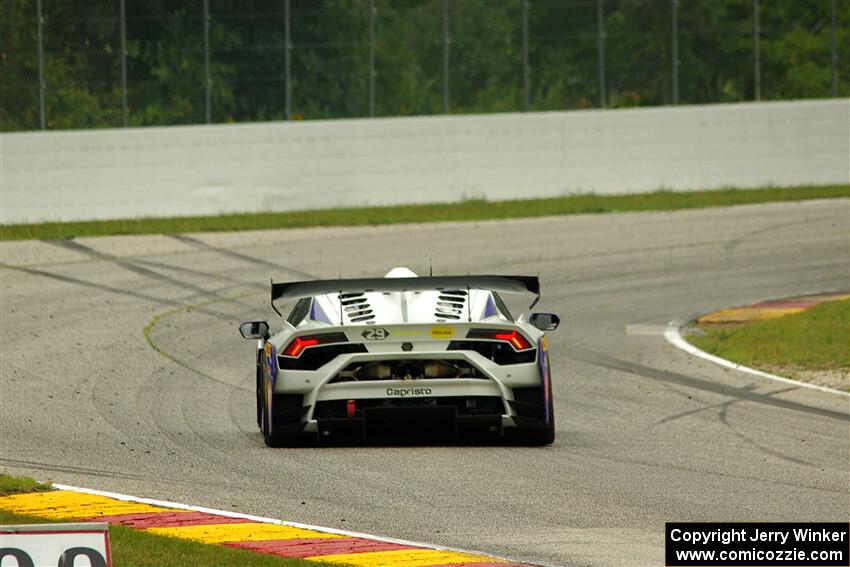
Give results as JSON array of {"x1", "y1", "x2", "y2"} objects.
[
  {"x1": 369, "y1": 0, "x2": 375, "y2": 117},
  {"x1": 285, "y1": 0, "x2": 291, "y2": 118},
  {"x1": 120, "y1": 0, "x2": 127, "y2": 126},
  {"x1": 671, "y1": 0, "x2": 679, "y2": 105},
  {"x1": 753, "y1": 0, "x2": 760, "y2": 101},
  {"x1": 832, "y1": 0, "x2": 837, "y2": 98},
  {"x1": 522, "y1": 0, "x2": 530, "y2": 111},
  {"x1": 37, "y1": 0, "x2": 45, "y2": 129},
  {"x1": 597, "y1": 0, "x2": 605, "y2": 107},
  {"x1": 204, "y1": 0, "x2": 211, "y2": 123},
  {"x1": 443, "y1": 0, "x2": 450, "y2": 114}
]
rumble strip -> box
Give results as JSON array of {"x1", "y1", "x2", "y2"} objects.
[{"x1": 0, "y1": 485, "x2": 538, "y2": 566}]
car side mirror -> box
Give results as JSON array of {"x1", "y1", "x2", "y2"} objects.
[
  {"x1": 530, "y1": 313, "x2": 560, "y2": 331},
  {"x1": 239, "y1": 320, "x2": 269, "y2": 339}
]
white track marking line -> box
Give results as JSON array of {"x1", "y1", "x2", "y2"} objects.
[
  {"x1": 51, "y1": 483, "x2": 546, "y2": 566},
  {"x1": 664, "y1": 320, "x2": 849, "y2": 397}
]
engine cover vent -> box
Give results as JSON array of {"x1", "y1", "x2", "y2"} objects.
[
  {"x1": 339, "y1": 292, "x2": 374, "y2": 323},
  {"x1": 435, "y1": 289, "x2": 467, "y2": 321}
]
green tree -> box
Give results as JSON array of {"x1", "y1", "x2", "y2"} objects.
[
  {"x1": 760, "y1": 0, "x2": 847, "y2": 99},
  {"x1": 2, "y1": 0, "x2": 847, "y2": 132},
  {"x1": 528, "y1": 0, "x2": 600, "y2": 110},
  {"x1": 373, "y1": 0, "x2": 443, "y2": 116},
  {"x1": 289, "y1": 0, "x2": 369, "y2": 119},
  {"x1": 0, "y1": 0, "x2": 40, "y2": 130}
]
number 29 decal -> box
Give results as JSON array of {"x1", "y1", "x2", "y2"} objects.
[{"x1": 361, "y1": 328, "x2": 390, "y2": 340}]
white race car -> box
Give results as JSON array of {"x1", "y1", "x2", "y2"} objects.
[{"x1": 239, "y1": 268, "x2": 559, "y2": 446}]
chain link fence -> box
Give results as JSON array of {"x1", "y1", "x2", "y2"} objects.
[{"x1": 1, "y1": 0, "x2": 846, "y2": 132}]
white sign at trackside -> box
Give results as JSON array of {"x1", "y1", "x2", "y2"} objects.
[{"x1": 0, "y1": 523, "x2": 111, "y2": 567}]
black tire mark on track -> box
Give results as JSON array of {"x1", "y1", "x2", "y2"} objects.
[
  {"x1": 578, "y1": 352, "x2": 850, "y2": 422},
  {"x1": 168, "y1": 234, "x2": 318, "y2": 280},
  {"x1": 140, "y1": 369, "x2": 245, "y2": 473},
  {"x1": 132, "y1": 258, "x2": 266, "y2": 292},
  {"x1": 2, "y1": 263, "x2": 253, "y2": 465},
  {"x1": 716, "y1": 399, "x2": 816, "y2": 467},
  {"x1": 49, "y1": 240, "x2": 231, "y2": 303},
  {"x1": 657, "y1": 384, "x2": 818, "y2": 467},
  {"x1": 2, "y1": 264, "x2": 237, "y2": 321},
  {"x1": 572, "y1": 446, "x2": 844, "y2": 495},
  {"x1": 0, "y1": 457, "x2": 165, "y2": 484},
  {"x1": 138, "y1": 302, "x2": 284, "y2": 472},
  {"x1": 656, "y1": 382, "x2": 764, "y2": 424},
  {"x1": 225, "y1": 378, "x2": 265, "y2": 445},
  {"x1": 8, "y1": 241, "x2": 272, "y2": 474},
  {"x1": 134, "y1": 238, "x2": 324, "y2": 455},
  {"x1": 723, "y1": 217, "x2": 831, "y2": 254}
]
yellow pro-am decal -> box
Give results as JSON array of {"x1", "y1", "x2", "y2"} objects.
[{"x1": 429, "y1": 326, "x2": 455, "y2": 339}]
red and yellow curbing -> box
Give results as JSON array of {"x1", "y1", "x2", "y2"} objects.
[
  {"x1": 696, "y1": 291, "x2": 849, "y2": 325},
  {"x1": 0, "y1": 488, "x2": 534, "y2": 566}
]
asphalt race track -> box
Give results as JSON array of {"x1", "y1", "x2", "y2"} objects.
[{"x1": 1, "y1": 199, "x2": 848, "y2": 566}]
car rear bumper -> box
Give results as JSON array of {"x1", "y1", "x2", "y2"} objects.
[{"x1": 302, "y1": 410, "x2": 518, "y2": 441}]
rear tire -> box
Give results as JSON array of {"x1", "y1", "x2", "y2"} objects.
[
  {"x1": 518, "y1": 414, "x2": 554, "y2": 445},
  {"x1": 261, "y1": 403, "x2": 285, "y2": 447},
  {"x1": 256, "y1": 373, "x2": 263, "y2": 428},
  {"x1": 515, "y1": 379, "x2": 555, "y2": 446},
  {"x1": 260, "y1": 390, "x2": 305, "y2": 448}
]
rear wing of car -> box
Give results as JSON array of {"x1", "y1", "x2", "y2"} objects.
[{"x1": 270, "y1": 275, "x2": 540, "y2": 316}]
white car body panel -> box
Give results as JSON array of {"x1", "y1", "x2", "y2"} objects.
[{"x1": 243, "y1": 269, "x2": 556, "y2": 444}]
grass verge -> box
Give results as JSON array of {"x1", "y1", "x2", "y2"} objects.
[
  {"x1": 0, "y1": 476, "x2": 343, "y2": 567},
  {"x1": 1, "y1": 184, "x2": 847, "y2": 241},
  {"x1": 689, "y1": 299, "x2": 850, "y2": 390},
  {"x1": 0, "y1": 473, "x2": 52, "y2": 496}
]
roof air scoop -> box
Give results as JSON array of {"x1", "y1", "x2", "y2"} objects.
[{"x1": 385, "y1": 267, "x2": 418, "y2": 278}]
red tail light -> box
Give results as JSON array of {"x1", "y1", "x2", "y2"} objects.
[
  {"x1": 284, "y1": 337, "x2": 319, "y2": 357},
  {"x1": 494, "y1": 331, "x2": 531, "y2": 350},
  {"x1": 282, "y1": 332, "x2": 347, "y2": 357},
  {"x1": 466, "y1": 329, "x2": 532, "y2": 351}
]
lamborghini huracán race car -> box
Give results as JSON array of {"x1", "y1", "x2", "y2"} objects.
[{"x1": 239, "y1": 268, "x2": 559, "y2": 446}]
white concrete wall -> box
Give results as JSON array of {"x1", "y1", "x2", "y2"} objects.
[{"x1": 1, "y1": 99, "x2": 847, "y2": 224}]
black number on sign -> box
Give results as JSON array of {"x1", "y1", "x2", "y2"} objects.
[
  {"x1": 361, "y1": 328, "x2": 389, "y2": 340},
  {"x1": 58, "y1": 547, "x2": 107, "y2": 567},
  {"x1": 0, "y1": 548, "x2": 35, "y2": 567}
]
